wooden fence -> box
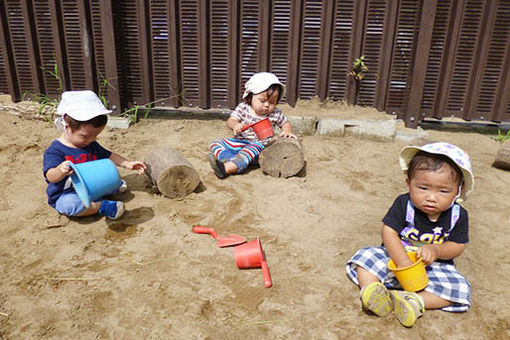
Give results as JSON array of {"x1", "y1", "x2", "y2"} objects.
[{"x1": 1, "y1": 0, "x2": 510, "y2": 127}]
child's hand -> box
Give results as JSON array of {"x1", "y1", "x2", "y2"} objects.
[
  {"x1": 232, "y1": 123, "x2": 243, "y2": 135},
  {"x1": 416, "y1": 244, "x2": 440, "y2": 266},
  {"x1": 124, "y1": 161, "x2": 147, "y2": 174},
  {"x1": 279, "y1": 131, "x2": 297, "y2": 139},
  {"x1": 59, "y1": 161, "x2": 74, "y2": 176}
]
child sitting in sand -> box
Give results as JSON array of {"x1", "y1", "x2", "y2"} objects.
[
  {"x1": 346, "y1": 142, "x2": 474, "y2": 327},
  {"x1": 43, "y1": 90, "x2": 146, "y2": 220},
  {"x1": 208, "y1": 72, "x2": 296, "y2": 178}
]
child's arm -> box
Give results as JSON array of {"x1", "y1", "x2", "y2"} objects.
[
  {"x1": 45, "y1": 161, "x2": 73, "y2": 183},
  {"x1": 382, "y1": 225, "x2": 414, "y2": 267},
  {"x1": 417, "y1": 242, "x2": 466, "y2": 266},
  {"x1": 109, "y1": 152, "x2": 146, "y2": 174},
  {"x1": 227, "y1": 117, "x2": 243, "y2": 134},
  {"x1": 278, "y1": 121, "x2": 297, "y2": 139}
]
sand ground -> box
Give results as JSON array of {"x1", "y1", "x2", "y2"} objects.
[{"x1": 1, "y1": 97, "x2": 510, "y2": 339}]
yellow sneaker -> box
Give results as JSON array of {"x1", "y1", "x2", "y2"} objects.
[
  {"x1": 390, "y1": 290, "x2": 425, "y2": 327},
  {"x1": 360, "y1": 282, "x2": 393, "y2": 317}
]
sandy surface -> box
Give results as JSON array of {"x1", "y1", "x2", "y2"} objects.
[{"x1": 1, "y1": 97, "x2": 510, "y2": 339}]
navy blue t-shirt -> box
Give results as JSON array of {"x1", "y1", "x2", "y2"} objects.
[
  {"x1": 382, "y1": 193, "x2": 469, "y2": 264},
  {"x1": 43, "y1": 140, "x2": 111, "y2": 207}
]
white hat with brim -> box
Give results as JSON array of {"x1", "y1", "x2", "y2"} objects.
[
  {"x1": 242, "y1": 72, "x2": 285, "y2": 99},
  {"x1": 57, "y1": 90, "x2": 111, "y2": 121},
  {"x1": 399, "y1": 142, "x2": 474, "y2": 201}
]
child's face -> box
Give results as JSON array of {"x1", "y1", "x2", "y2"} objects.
[
  {"x1": 250, "y1": 91, "x2": 278, "y2": 116},
  {"x1": 407, "y1": 165, "x2": 460, "y2": 221},
  {"x1": 65, "y1": 124, "x2": 105, "y2": 148}
]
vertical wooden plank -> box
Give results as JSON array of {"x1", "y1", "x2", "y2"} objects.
[
  {"x1": 99, "y1": 0, "x2": 121, "y2": 112},
  {"x1": 405, "y1": 0, "x2": 437, "y2": 127},
  {"x1": 464, "y1": 0, "x2": 497, "y2": 120},
  {"x1": 228, "y1": 0, "x2": 240, "y2": 108},
  {"x1": 434, "y1": 0, "x2": 464, "y2": 116},
  {"x1": 136, "y1": 0, "x2": 153, "y2": 104},
  {"x1": 259, "y1": 0, "x2": 272, "y2": 71},
  {"x1": 346, "y1": 0, "x2": 367, "y2": 105},
  {"x1": 21, "y1": 0, "x2": 43, "y2": 95},
  {"x1": 198, "y1": 0, "x2": 209, "y2": 108},
  {"x1": 317, "y1": 0, "x2": 335, "y2": 101},
  {"x1": 493, "y1": 41, "x2": 510, "y2": 121},
  {"x1": 167, "y1": 0, "x2": 181, "y2": 107},
  {"x1": 47, "y1": 0, "x2": 69, "y2": 92},
  {"x1": 375, "y1": 0, "x2": 398, "y2": 111},
  {"x1": 0, "y1": 1, "x2": 19, "y2": 100},
  {"x1": 286, "y1": 0, "x2": 303, "y2": 106},
  {"x1": 76, "y1": 0, "x2": 95, "y2": 90}
]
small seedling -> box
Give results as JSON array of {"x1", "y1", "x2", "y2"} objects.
[
  {"x1": 350, "y1": 56, "x2": 368, "y2": 81},
  {"x1": 493, "y1": 128, "x2": 510, "y2": 143}
]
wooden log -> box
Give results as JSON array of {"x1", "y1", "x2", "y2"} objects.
[
  {"x1": 494, "y1": 141, "x2": 510, "y2": 170},
  {"x1": 144, "y1": 147, "x2": 200, "y2": 197},
  {"x1": 259, "y1": 138, "x2": 304, "y2": 178}
]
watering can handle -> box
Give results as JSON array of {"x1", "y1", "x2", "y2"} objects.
[
  {"x1": 240, "y1": 122, "x2": 255, "y2": 132},
  {"x1": 192, "y1": 225, "x2": 219, "y2": 239},
  {"x1": 261, "y1": 260, "x2": 272, "y2": 288}
]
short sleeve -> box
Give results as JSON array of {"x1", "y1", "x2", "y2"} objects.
[
  {"x1": 230, "y1": 103, "x2": 246, "y2": 122},
  {"x1": 447, "y1": 208, "x2": 469, "y2": 244},
  {"x1": 43, "y1": 143, "x2": 64, "y2": 177},
  {"x1": 382, "y1": 194, "x2": 408, "y2": 233}
]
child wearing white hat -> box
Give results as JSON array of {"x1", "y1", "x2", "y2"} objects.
[
  {"x1": 208, "y1": 72, "x2": 296, "y2": 178},
  {"x1": 43, "y1": 90, "x2": 146, "y2": 219},
  {"x1": 345, "y1": 142, "x2": 474, "y2": 327}
]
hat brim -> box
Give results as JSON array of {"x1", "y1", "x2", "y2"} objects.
[
  {"x1": 242, "y1": 83, "x2": 286, "y2": 99},
  {"x1": 399, "y1": 145, "x2": 474, "y2": 201},
  {"x1": 59, "y1": 108, "x2": 112, "y2": 121}
]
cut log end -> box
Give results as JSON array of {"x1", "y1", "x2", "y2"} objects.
[
  {"x1": 494, "y1": 141, "x2": 510, "y2": 170},
  {"x1": 158, "y1": 165, "x2": 201, "y2": 197},
  {"x1": 145, "y1": 147, "x2": 201, "y2": 198},
  {"x1": 259, "y1": 138, "x2": 304, "y2": 178}
]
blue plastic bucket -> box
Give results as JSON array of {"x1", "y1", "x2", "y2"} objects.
[{"x1": 69, "y1": 159, "x2": 121, "y2": 208}]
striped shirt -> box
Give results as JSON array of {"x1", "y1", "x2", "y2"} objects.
[{"x1": 231, "y1": 102, "x2": 288, "y2": 144}]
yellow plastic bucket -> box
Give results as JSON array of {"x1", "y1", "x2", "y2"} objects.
[{"x1": 387, "y1": 252, "x2": 428, "y2": 292}]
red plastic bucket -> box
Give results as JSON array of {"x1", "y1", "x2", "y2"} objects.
[
  {"x1": 241, "y1": 118, "x2": 274, "y2": 139},
  {"x1": 233, "y1": 238, "x2": 272, "y2": 288}
]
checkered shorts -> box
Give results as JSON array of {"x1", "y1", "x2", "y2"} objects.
[{"x1": 346, "y1": 246, "x2": 471, "y2": 312}]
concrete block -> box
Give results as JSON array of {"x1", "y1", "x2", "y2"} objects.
[
  {"x1": 316, "y1": 118, "x2": 345, "y2": 136},
  {"x1": 359, "y1": 119, "x2": 396, "y2": 142},
  {"x1": 287, "y1": 116, "x2": 317, "y2": 136},
  {"x1": 395, "y1": 126, "x2": 430, "y2": 142},
  {"x1": 107, "y1": 116, "x2": 131, "y2": 129}
]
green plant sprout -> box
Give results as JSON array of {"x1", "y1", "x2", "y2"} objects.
[
  {"x1": 22, "y1": 62, "x2": 63, "y2": 122},
  {"x1": 493, "y1": 128, "x2": 510, "y2": 143},
  {"x1": 350, "y1": 56, "x2": 368, "y2": 81},
  {"x1": 26, "y1": 63, "x2": 180, "y2": 125}
]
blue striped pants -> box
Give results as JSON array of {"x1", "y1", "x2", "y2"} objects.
[{"x1": 208, "y1": 138, "x2": 264, "y2": 173}]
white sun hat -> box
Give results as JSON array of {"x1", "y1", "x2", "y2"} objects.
[
  {"x1": 242, "y1": 72, "x2": 285, "y2": 99},
  {"x1": 57, "y1": 90, "x2": 111, "y2": 121},
  {"x1": 399, "y1": 142, "x2": 474, "y2": 201}
]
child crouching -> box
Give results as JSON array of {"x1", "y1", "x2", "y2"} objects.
[{"x1": 43, "y1": 90, "x2": 146, "y2": 220}]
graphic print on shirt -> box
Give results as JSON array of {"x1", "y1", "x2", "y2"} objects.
[
  {"x1": 400, "y1": 225, "x2": 449, "y2": 247},
  {"x1": 400, "y1": 200, "x2": 460, "y2": 247},
  {"x1": 65, "y1": 153, "x2": 98, "y2": 164}
]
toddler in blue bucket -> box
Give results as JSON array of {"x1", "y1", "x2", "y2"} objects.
[{"x1": 43, "y1": 90, "x2": 146, "y2": 219}]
